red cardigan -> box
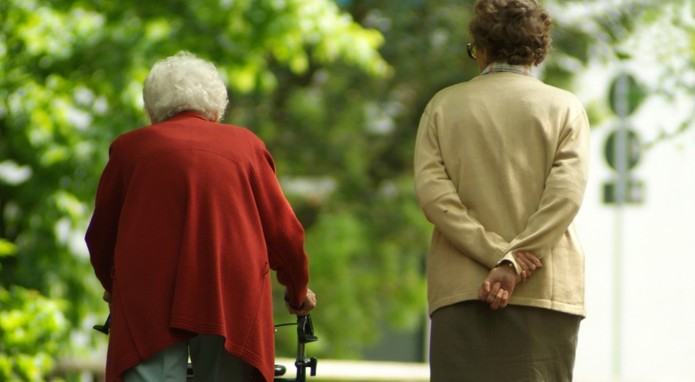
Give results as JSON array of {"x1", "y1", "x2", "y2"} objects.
[{"x1": 86, "y1": 112, "x2": 309, "y2": 382}]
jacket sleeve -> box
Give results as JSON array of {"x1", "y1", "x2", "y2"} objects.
[
  {"x1": 414, "y1": 106, "x2": 510, "y2": 269},
  {"x1": 500, "y1": 108, "x2": 590, "y2": 262},
  {"x1": 250, "y1": 144, "x2": 309, "y2": 308},
  {"x1": 85, "y1": 145, "x2": 124, "y2": 293}
]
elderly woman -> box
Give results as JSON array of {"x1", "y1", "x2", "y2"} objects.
[
  {"x1": 86, "y1": 52, "x2": 316, "y2": 382},
  {"x1": 414, "y1": 0, "x2": 590, "y2": 380}
]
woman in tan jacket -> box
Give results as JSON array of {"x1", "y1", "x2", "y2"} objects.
[{"x1": 414, "y1": 0, "x2": 590, "y2": 380}]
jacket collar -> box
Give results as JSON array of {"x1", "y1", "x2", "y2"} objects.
[{"x1": 481, "y1": 62, "x2": 533, "y2": 77}]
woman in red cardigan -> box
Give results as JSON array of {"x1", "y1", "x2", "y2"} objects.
[{"x1": 86, "y1": 51, "x2": 316, "y2": 382}]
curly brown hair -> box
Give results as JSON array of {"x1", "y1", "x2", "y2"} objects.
[{"x1": 468, "y1": 0, "x2": 552, "y2": 66}]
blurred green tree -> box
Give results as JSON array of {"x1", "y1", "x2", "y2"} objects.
[
  {"x1": 1, "y1": 0, "x2": 693, "y2": 379},
  {"x1": 0, "y1": 0, "x2": 393, "y2": 378}
]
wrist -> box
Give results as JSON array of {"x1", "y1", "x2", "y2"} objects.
[
  {"x1": 496, "y1": 260, "x2": 519, "y2": 278},
  {"x1": 284, "y1": 295, "x2": 305, "y2": 310}
]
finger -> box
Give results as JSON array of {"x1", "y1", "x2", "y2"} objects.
[
  {"x1": 478, "y1": 281, "x2": 491, "y2": 301},
  {"x1": 498, "y1": 291, "x2": 510, "y2": 309},
  {"x1": 486, "y1": 282, "x2": 501, "y2": 304},
  {"x1": 489, "y1": 283, "x2": 504, "y2": 306},
  {"x1": 305, "y1": 295, "x2": 317, "y2": 311},
  {"x1": 513, "y1": 255, "x2": 531, "y2": 279},
  {"x1": 520, "y1": 269, "x2": 528, "y2": 283},
  {"x1": 490, "y1": 288, "x2": 506, "y2": 310},
  {"x1": 523, "y1": 251, "x2": 543, "y2": 268},
  {"x1": 306, "y1": 299, "x2": 316, "y2": 312},
  {"x1": 516, "y1": 252, "x2": 536, "y2": 272}
]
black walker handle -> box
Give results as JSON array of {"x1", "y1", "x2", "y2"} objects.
[
  {"x1": 93, "y1": 314, "x2": 111, "y2": 335},
  {"x1": 294, "y1": 315, "x2": 318, "y2": 381}
]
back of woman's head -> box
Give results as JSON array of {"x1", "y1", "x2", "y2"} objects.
[
  {"x1": 143, "y1": 51, "x2": 228, "y2": 124},
  {"x1": 469, "y1": 0, "x2": 552, "y2": 66}
]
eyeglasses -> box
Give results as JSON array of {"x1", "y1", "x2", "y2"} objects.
[{"x1": 466, "y1": 43, "x2": 477, "y2": 60}]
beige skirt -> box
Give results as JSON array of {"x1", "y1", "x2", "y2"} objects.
[{"x1": 430, "y1": 301, "x2": 581, "y2": 382}]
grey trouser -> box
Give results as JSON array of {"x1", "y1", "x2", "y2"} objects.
[{"x1": 123, "y1": 335, "x2": 253, "y2": 382}]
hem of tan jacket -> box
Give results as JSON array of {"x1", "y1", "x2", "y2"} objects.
[{"x1": 428, "y1": 295, "x2": 586, "y2": 318}]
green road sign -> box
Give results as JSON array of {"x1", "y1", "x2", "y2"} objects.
[
  {"x1": 609, "y1": 72, "x2": 646, "y2": 117},
  {"x1": 604, "y1": 128, "x2": 642, "y2": 172}
]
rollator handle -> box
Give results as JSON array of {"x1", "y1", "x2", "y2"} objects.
[
  {"x1": 297, "y1": 315, "x2": 317, "y2": 344},
  {"x1": 294, "y1": 315, "x2": 318, "y2": 381},
  {"x1": 93, "y1": 314, "x2": 111, "y2": 335}
]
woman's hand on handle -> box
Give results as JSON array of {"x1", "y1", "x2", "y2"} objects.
[{"x1": 286, "y1": 288, "x2": 317, "y2": 316}]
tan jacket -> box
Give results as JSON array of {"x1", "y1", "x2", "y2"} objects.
[{"x1": 414, "y1": 71, "x2": 590, "y2": 317}]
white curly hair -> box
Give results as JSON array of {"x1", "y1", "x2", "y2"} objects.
[{"x1": 143, "y1": 51, "x2": 228, "y2": 123}]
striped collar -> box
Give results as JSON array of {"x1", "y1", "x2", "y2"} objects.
[{"x1": 481, "y1": 62, "x2": 533, "y2": 77}]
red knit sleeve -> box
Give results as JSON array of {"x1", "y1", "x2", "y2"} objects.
[
  {"x1": 85, "y1": 144, "x2": 126, "y2": 293},
  {"x1": 250, "y1": 144, "x2": 309, "y2": 308}
]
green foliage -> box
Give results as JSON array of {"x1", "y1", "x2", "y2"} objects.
[
  {"x1": 1, "y1": 0, "x2": 694, "y2": 376},
  {"x1": 0, "y1": 286, "x2": 70, "y2": 381},
  {"x1": 547, "y1": 0, "x2": 695, "y2": 138},
  {"x1": 1, "y1": 0, "x2": 406, "y2": 373}
]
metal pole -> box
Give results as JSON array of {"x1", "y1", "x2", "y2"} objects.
[{"x1": 612, "y1": 72, "x2": 629, "y2": 379}]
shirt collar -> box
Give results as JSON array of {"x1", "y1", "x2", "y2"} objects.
[{"x1": 481, "y1": 62, "x2": 534, "y2": 77}]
